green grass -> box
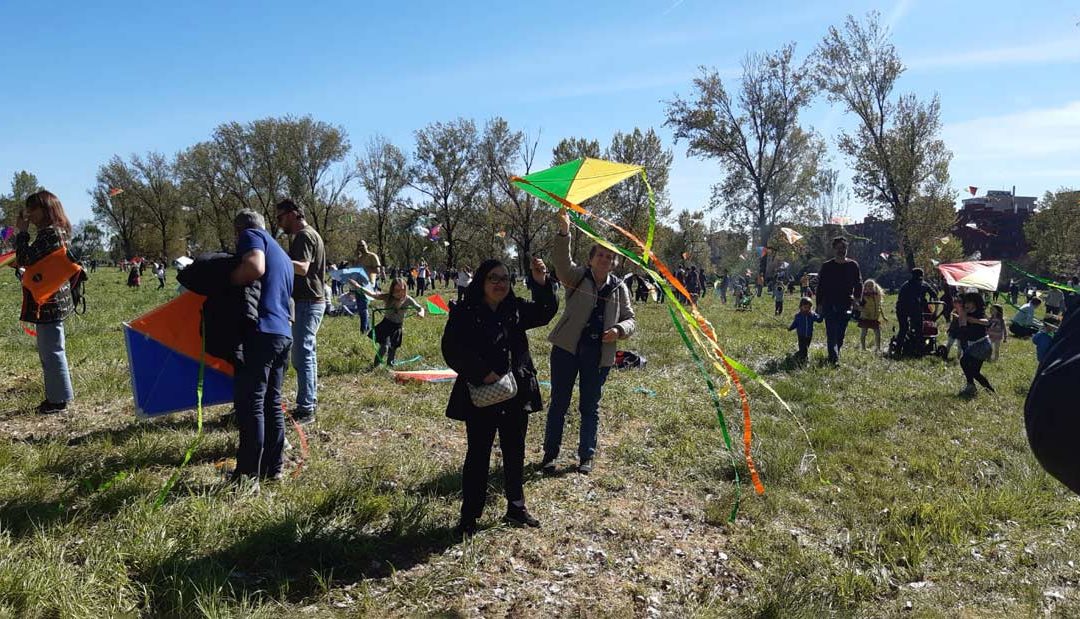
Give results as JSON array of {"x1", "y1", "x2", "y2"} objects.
[{"x1": 1, "y1": 271, "x2": 1078, "y2": 617}]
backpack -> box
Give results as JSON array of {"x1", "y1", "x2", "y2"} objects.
[{"x1": 614, "y1": 350, "x2": 646, "y2": 370}]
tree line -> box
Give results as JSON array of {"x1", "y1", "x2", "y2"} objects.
[{"x1": 1, "y1": 12, "x2": 1076, "y2": 280}]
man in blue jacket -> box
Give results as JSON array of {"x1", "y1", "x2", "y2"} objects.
[{"x1": 230, "y1": 209, "x2": 294, "y2": 488}]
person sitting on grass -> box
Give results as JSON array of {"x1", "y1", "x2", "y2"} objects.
[
  {"x1": 788, "y1": 297, "x2": 822, "y2": 362},
  {"x1": 1033, "y1": 316, "x2": 1059, "y2": 364},
  {"x1": 353, "y1": 277, "x2": 424, "y2": 369},
  {"x1": 1010, "y1": 297, "x2": 1042, "y2": 338}
]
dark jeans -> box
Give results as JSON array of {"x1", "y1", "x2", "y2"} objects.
[
  {"x1": 797, "y1": 334, "x2": 811, "y2": 359},
  {"x1": 1010, "y1": 323, "x2": 1038, "y2": 338},
  {"x1": 234, "y1": 331, "x2": 292, "y2": 478},
  {"x1": 461, "y1": 410, "x2": 527, "y2": 521},
  {"x1": 897, "y1": 310, "x2": 919, "y2": 344},
  {"x1": 822, "y1": 306, "x2": 851, "y2": 363},
  {"x1": 960, "y1": 349, "x2": 994, "y2": 390},
  {"x1": 774, "y1": 300, "x2": 783, "y2": 315},
  {"x1": 416, "y1": 277, "x2": 427, "y2": 296},
  {"x1": 457, "y1": 285, "x2": 466, "y2": 303},
  {"x1": 544, "y1": 342, "x2": 611, "y2": 462}
]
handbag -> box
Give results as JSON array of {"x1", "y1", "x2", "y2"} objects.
[
  {"x1": 467, "y1": 371, "x2": 518, "y2": 408},
  {"x1": 965, "y1": 336, "x2": 993, "y2": 361}
]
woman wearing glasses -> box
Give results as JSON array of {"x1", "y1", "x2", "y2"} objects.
[
  {"x1": 442, "y1": 257, "x2": 558, "y2": 536},
  {"x1": 14, "y1": 190, "x2": 76, "y2": 414}
]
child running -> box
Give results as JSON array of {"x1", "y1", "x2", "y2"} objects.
[
  {"x1": 858, "y1": 279, "x2": 888, "y2": 352},
  {"x1": 987, "y1": 304, "x2": 1007, "y2": 361},
  {"x1": 772, "y1": 283, "x2": 785, "y2": 316},
  {"x1": 354, "y1": 277, "x2": 425, "y2": 368},
  {"x1": 788, "y1": 297, "x2": 823, "y2": 361}
]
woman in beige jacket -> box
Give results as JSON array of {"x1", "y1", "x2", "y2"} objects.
[{"x1": 542, "y1": 210, "x2": 635, "y2": 475}]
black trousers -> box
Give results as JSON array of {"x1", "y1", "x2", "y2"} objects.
[
  {"x1": 461, "y1": 410, "x2": 528, "y2": 522},
  {"x1": 797, "y1": 334, "x2": 811, "y2": 358},
  {"x1": 775, "y1": 300, "x2": 783, "y2": 315},
  {"x1": 960, "y1": 351, "x2": 993, "y2": 390}
]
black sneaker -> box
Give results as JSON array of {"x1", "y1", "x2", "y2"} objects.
[
  {"x1": 540, "y1": 457, "x2": 557, "y2": 476},
  {"x1": 503, "y1": 507, "x2": 540, "y2": 528},
  {"x1": 578, "y1": 459, "x2": 594, "y2": 475},
  {"x1": 36, "y1": 400, "x2": 67, "y2": 415},
  {"x1": 292, "y1": 409, "x2": 316, "y2": 426}
]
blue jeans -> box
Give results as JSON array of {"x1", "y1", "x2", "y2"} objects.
[
  {"x1": 36, "y1": 321, "x2": 74, "y2": 403},
  {"x1": 544, "y1": 342, "x2": 611, "y2": 462},
  {"x1": 291, "y1": 300, "x2": 325, "y2": 414},
  {"x1": 355, "y1": 292, "x2": 371, "y2": 334},
  {"x1": 234, "y1": 332, "x2": 292, "y2": 478},
  {"x1": 822, "y1": 306, "x2": 851, "y2": 363}
]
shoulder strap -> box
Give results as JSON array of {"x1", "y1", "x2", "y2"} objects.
[{"x1": 565, "y1": 269, "x2": 591, "y2": 303}]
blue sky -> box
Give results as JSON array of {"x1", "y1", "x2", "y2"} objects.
[{"x1": 1, "y1": 0, "x2": 1078, "y2": 226}]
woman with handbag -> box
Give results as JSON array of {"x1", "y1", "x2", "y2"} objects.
[
  {"x1": 441, "y1": 257, "x2": 558, "y2": 536},
  {"x1": 14, "y1": 190, "x2": 76, "y2": 414},
  {"x1": 957, "y1": 292, "x2": 995, "y2": 397}
]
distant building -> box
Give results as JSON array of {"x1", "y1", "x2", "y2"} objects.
[{"x1": 955, "y1": 189, "x2": 1035, "y2": 260}]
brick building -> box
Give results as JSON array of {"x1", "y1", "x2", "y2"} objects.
[{"x1": 954, "y1": 190, "x2": 1035, "y2": 260}]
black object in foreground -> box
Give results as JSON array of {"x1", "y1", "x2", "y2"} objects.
[{"x1": 1025, "y1": 309, "x2": 1080, "y2": 494}]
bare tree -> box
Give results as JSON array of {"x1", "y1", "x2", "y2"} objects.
[
  {"x1": 214, "y1": 119, "x2": 288, "y2": 227},
  {"x1": 479, "y1": 118, "x2": 556, "y2": 272},
  {"x1": 176, "y1": 142, "x2": 237, "y2": 251},
  {"x1": 356, "y1": 135, "x2": 410, "y2": 265},
  {"x1": 813, "y1": 13, "x2": 953, "y2": 269},
  {"x1": 282, "y1": 117, "x2": 355, "y2": 244},
  {"x1": 666, "y1": 44, "x2": 822, "y2": 275},
  {"x1": 410, "y1": 118, "x2": 481, "y2": 268},
  {"x1": 90, "y1": 160, "x2": 142, "y2": 259}
]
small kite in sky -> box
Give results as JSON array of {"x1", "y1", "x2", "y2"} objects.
[
  {"x1": 880, "y1": 252, "x2": 890, "y2": 260},
  {"x1": 780, "y1": 227, "x2": 803, "y2": 244}
]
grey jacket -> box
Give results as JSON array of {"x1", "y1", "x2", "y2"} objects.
[{"x1": 548, "y1": 233, "x2": 635, "y2": 367}]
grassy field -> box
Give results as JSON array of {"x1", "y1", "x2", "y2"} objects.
[{"x1": 1, "y1": 269, "x2": 1078, "y2": 618}]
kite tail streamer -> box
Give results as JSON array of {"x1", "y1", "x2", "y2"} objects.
[
  {"x1": 668, "y1": 306, "x2": 741, "y2": 521},
  {"x1": 155, "y1": 322, "x2": 206, "y2": 507},
  {"x1": 641, "y1": 169, "x2": 656, "y2": 265},
  {"x1": 1007, "y1": 262, "x2": 1080, "y2": 293},
  {"x1": 284, "y1": 400, "x2": 310, "y2": 480}
]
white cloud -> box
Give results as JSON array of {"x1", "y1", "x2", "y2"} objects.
[
  {"x1": 908, "y1": 38, "x2": 1080, "y2": 70},
  {"x1": 943, "y1": 100, "x2": 1080, "y2": 160}
]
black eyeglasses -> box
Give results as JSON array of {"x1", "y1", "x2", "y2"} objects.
[{"x1": 486, "y1": 274, "x2": 510, "y2": 284}]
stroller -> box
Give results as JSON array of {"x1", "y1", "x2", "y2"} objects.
[
  {"x1": 888, "y1": 301, "x2": 945, "y2": 358},
  {"x1": 734, "y1": 288, "x2": 753, "y2": 311}
]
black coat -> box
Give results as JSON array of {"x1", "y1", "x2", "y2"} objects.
[
  {"x1": 441, "y1": 278, "x2": 558, "y2": 421},
  {"x1": 176, "y1": 252, "x2": 261, "y2": 364}
]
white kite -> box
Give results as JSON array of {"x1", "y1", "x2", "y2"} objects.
[
  {"x1": 937, "y1": 261, "x2": 1001, "y2": 292},
  {"x1": 780, "y1": 227, "x2": 803, "y2": 244}
]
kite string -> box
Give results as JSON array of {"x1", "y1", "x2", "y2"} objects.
[
  {"x1": 155, "y1": 317, "x2": 207, "y2": 508},
  {"x1": 1007, "y1": 262, "x2": 1080, "y2": 294},
  {"x1": 521, "y1": 179, "x2": 765, "y2": 500}
]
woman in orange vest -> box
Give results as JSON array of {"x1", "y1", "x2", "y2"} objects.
[{"x1": 15, "y1": 190, "x2": 75, "y2": 414}]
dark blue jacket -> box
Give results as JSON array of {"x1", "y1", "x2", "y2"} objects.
[{"x1": 789, "y1": 311, "x2": 823, "y2": 337}]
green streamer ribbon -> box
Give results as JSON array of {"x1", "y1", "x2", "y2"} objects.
[{"x1": 155, "y1": 317, "x2": 207, "y2": 507}]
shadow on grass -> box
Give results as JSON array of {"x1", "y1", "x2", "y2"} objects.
[
  {"x1": 138, "y1": 489, "x2": 458, "y2": 613},
  {"x1": 413, "y1": 461, "x2": 544, "y2": 498},
  {"x1": 760, "y1": 353, "x2": 808, "y2": 375},
  {"x1": 2, "y1": 424, "x2": 234, "y2": 540}
]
